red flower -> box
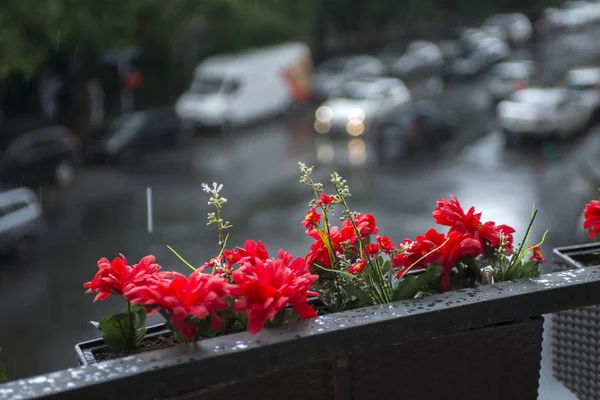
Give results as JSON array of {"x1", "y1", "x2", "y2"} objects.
[
  {"x1": 315, "y1": 193, "x2": 335, "y2": 207},
  {"x1": 393, "y1": 229, "x2": 482, "y2": 292},
  {"x1": 125, "y1": 270, "x2": 231, "y2": 340},
  {"x1": 223, "y1": 240, "x2": 270, "y2": 265},
  {"x1": 433, "y1": 196, "x2": 481, "y2": 232},
  {"x1": 478, "y1": 222, "x2": 516, "y2": 254},
  {"x1": 305, "y1": 224, "x2": 357, "y2": 268},
  {"x1": 230, "y1": 253, "x2": 318, "y2": 334},
  {"x1": 304, "y1": 214, "x2": 380, "y2": 269},
  {"x1": 433, "y1": 196, "x2": 515, "y2": 253},
  {"x1": 584, "y1": 200, "x2": 600, "y2": 238},
  {"x1": 345, "y1": 213, "x2": 379, "y2": 237},
  {"x1": 529, "y1": 246, "x2": 546, "y2": 263},
  {"x1": 84, "y1": 255, "x2": 162, "y2": 302},
  {"x1": 348, "y1": 259, "x2": 368, "y2": 274},
  {"x1": 365, "y1": 243, "x2": 381, "y2": 257},
  {"x1": 302, "y1": 208, "x2": 322, "y2": 229},
  {"x1": 376, "y1": 236, "x2": 395, "y2": 253}
]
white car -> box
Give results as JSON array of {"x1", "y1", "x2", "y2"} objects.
[
  {"x1": 314, "y1": 77, "x2": 412, "y2": 137},
  {"x1": 487, "y1": 60, "x2": 536, "y2": 102},
  {"x1": 311, "y1": 55, "x2": 387, "y2": 101},
  {"x1": 482, "y1": 13, "x2": 533, "y2": 45},
  {"x1": 566, "y1": 67, "x2": 600, "y2": 116},
  {"x1": 497, "y1": 87, "x2": 592, "y2": 144},
  {"x1": 0, "y1": 187, "x2": 43, "y2": 260}
]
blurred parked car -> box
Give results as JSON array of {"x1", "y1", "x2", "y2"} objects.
[
  {"x1": 85, "y1": 108, "x2": 185, "y2": 163},
  {"x1": 377, "y1": 41, "x2": 444, "y2": 81},
  {"x1": 0, "y1": 118, "x2": 80, "y2": 188},
  {"x1": 446, "y1": 36, "x2": 510, "y2": 78},
  {"x1": 314, "y1": 77, "x2": 411, "y2": 137},
  {"x1": 497, "y1": 87, "x2": 592, "y2": 145},
  {"x1": 486, "y1": 60, "x2": 536, "y2": 102},
  {"x1": 458, "y1": 28, "x2": 491, "y2": 47},
  {"x1": 311, "y1": 55, "x2": 386, "y2": 101},
  {"x1": 0, "y1": 187, "x2": 43, "y2": 261},
  {"x1": 374, "y1": 100, "x2": 458, "y2": 160},
  {"x1": 176, "y1": 42, "x2": 311, "y2": 130},
  {"x1": 544, "y1": 2, "x2": 600, "y2": 31},
  {"x1": 482, "y1": 13, "x2": 533, "y2": 45},
  {"x1": 566, "y1": 66, "x2": 600, "y2": 118}
]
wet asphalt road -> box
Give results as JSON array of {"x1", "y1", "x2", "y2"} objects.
[{"x1": 3, "y1": 26, "x2": 600, "y2": 399}]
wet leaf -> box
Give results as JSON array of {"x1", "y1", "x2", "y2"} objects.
[
  {"x1": 343, "y1": 285, "x2": 374, "y2": 305},
  {"x1": 131, "y1": 304, "x2": 147, "y2": 330},
  {"x1": 393, "y1": 265, "x2": 443, "y2": 301},
  {"x1": 99, "y1": 311, "x2": 145, "y2": 353},
  {"x1": 393, "y1": 276, "x2": 417, "y2": 301}
]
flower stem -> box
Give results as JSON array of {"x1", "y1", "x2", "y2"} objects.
[
  {"x1": 335, "y1": 189, "x2": 391, "y2": 303},
  {"x1": 167, "y1": 245, "x2": 196, "y2": 271},
  {"x1": 126, "y1": 300, "x2": 136, "y2": 349}
]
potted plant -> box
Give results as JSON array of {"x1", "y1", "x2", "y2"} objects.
[
  {"x1": 77, "y1": 164, "x2": 547, "y2": 365},
  {"x1": 552, "y1": 198, "x2": 600, "y2": 399},
  {"x1": 3, "y1": 167, "x2": 600, "y2": 398}
]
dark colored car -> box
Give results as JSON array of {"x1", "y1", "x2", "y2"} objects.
[
  {"x1": 0, "y1": 117, "x2": 81, "y2": 188},
  {"x1": 374, "y1": 100, "x2": 459, "y2": 160},
  {"x1": 85, "y1": 107, "x2": 187, "y2": 163}
]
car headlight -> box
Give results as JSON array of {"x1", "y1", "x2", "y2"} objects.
[
  {"x1": 315, "y1": 106, "x2": 333, "y2": 123},
  {"x1": 348, "y1": 107, "x2": 365, "y2": 123}
]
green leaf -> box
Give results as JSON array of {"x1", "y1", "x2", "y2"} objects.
[
  {"x1": 191, "y1": 317, "x2": 218, "y2": 340},
  {"x1": 131, "y1": 304, "x2": 147, "y2": 330},
  {"x1": 98, "y1": 310, "x2": 146, "y2": 353},
  {"x1": 343, "y1": 285, "x2": 374, "y2": 305},
  {"x1": 393, "y1": 276, "x2": 417, "y2": 301},
  {"x1": 380, "y1": 260, "x2": 393, "y2": 275},
  {"x1": 393, "y1": 265, "x2": 443, "y2": 301},
  {"x1": 461, "y1": 257, "x2": 482, "y2": 283},
  {"x1": 99, "y1": 313, "x2": 133, "y2": 353},
  {"x1": 0, "y1": 361, "x2": 7, "y2": 382},
  {"x1": 416, "y1": 264, "x2": 443, "y2": 287}
]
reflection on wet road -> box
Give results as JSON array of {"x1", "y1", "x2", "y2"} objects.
[{"x1": 2, "y1": 29, "x2": 600, "y2": 400}]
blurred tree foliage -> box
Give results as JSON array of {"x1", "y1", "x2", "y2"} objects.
[
  {"x1": 0, "y1": 0, "x2": 564, "y2": 77},
  {"x1": 0, "y1": 0, "x2": 147, "y2": 77},
  {"x1": 0, "y1": 0, "x2": 317, "y2": 77}
]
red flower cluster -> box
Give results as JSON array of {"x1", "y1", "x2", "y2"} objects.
[
  {"x1": 305, "y1": 212, "x2": 379, "y2": 268},
  {"x1": 86, "y1": 242, "x2": 319, "y2": 339},
  {"x1": 126, "y1": 270, "x2": 231, "y2": 340},
  {"x1": 394, "y1": 229, "x2": 481, "y2": 291},
  {"x1": 231, "y1": 250, "x2": 318, "y2": 334},
  {"x1": 583, "y1": 200, "x2": 600, "y2": 238},
  {"x1": 433, "y1": 196, "x2": 516, "y2": 254},
  {"x1": 84, "y1": 255, "x2": 164, "y2": 302},
  {"x1": 222, "y1": 240, "x2": 270, "y2": 266}
]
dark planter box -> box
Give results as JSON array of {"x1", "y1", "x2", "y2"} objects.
[
  {"x1": 3, "y1": 266, "x2": 600, "y2": 400},
  {"x1": 75, "y1": 323, "x2": 170, "y2": 366},
  {"x1": 552, "y1": 243, "x2": 600, "y2": 400}
]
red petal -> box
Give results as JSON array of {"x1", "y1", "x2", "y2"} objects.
[
  {"x1": 292, "y1": 301, "x2": 318, "y2": 319},
  {"x1": 169, "y1": 315, "x2": 196, "y2": 340}
]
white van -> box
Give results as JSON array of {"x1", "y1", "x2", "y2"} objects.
[{"x1": 175, "y1": 42, "x2": 312, "y2": 130}]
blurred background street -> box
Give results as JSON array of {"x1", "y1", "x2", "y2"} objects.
[{"x1": 2, "y1": 1, "x2": 600, "y2": 398}]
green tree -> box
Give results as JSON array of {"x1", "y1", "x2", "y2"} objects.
[{"x1": 0, "y1": 0, "x2": 148, "y2": 77}]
